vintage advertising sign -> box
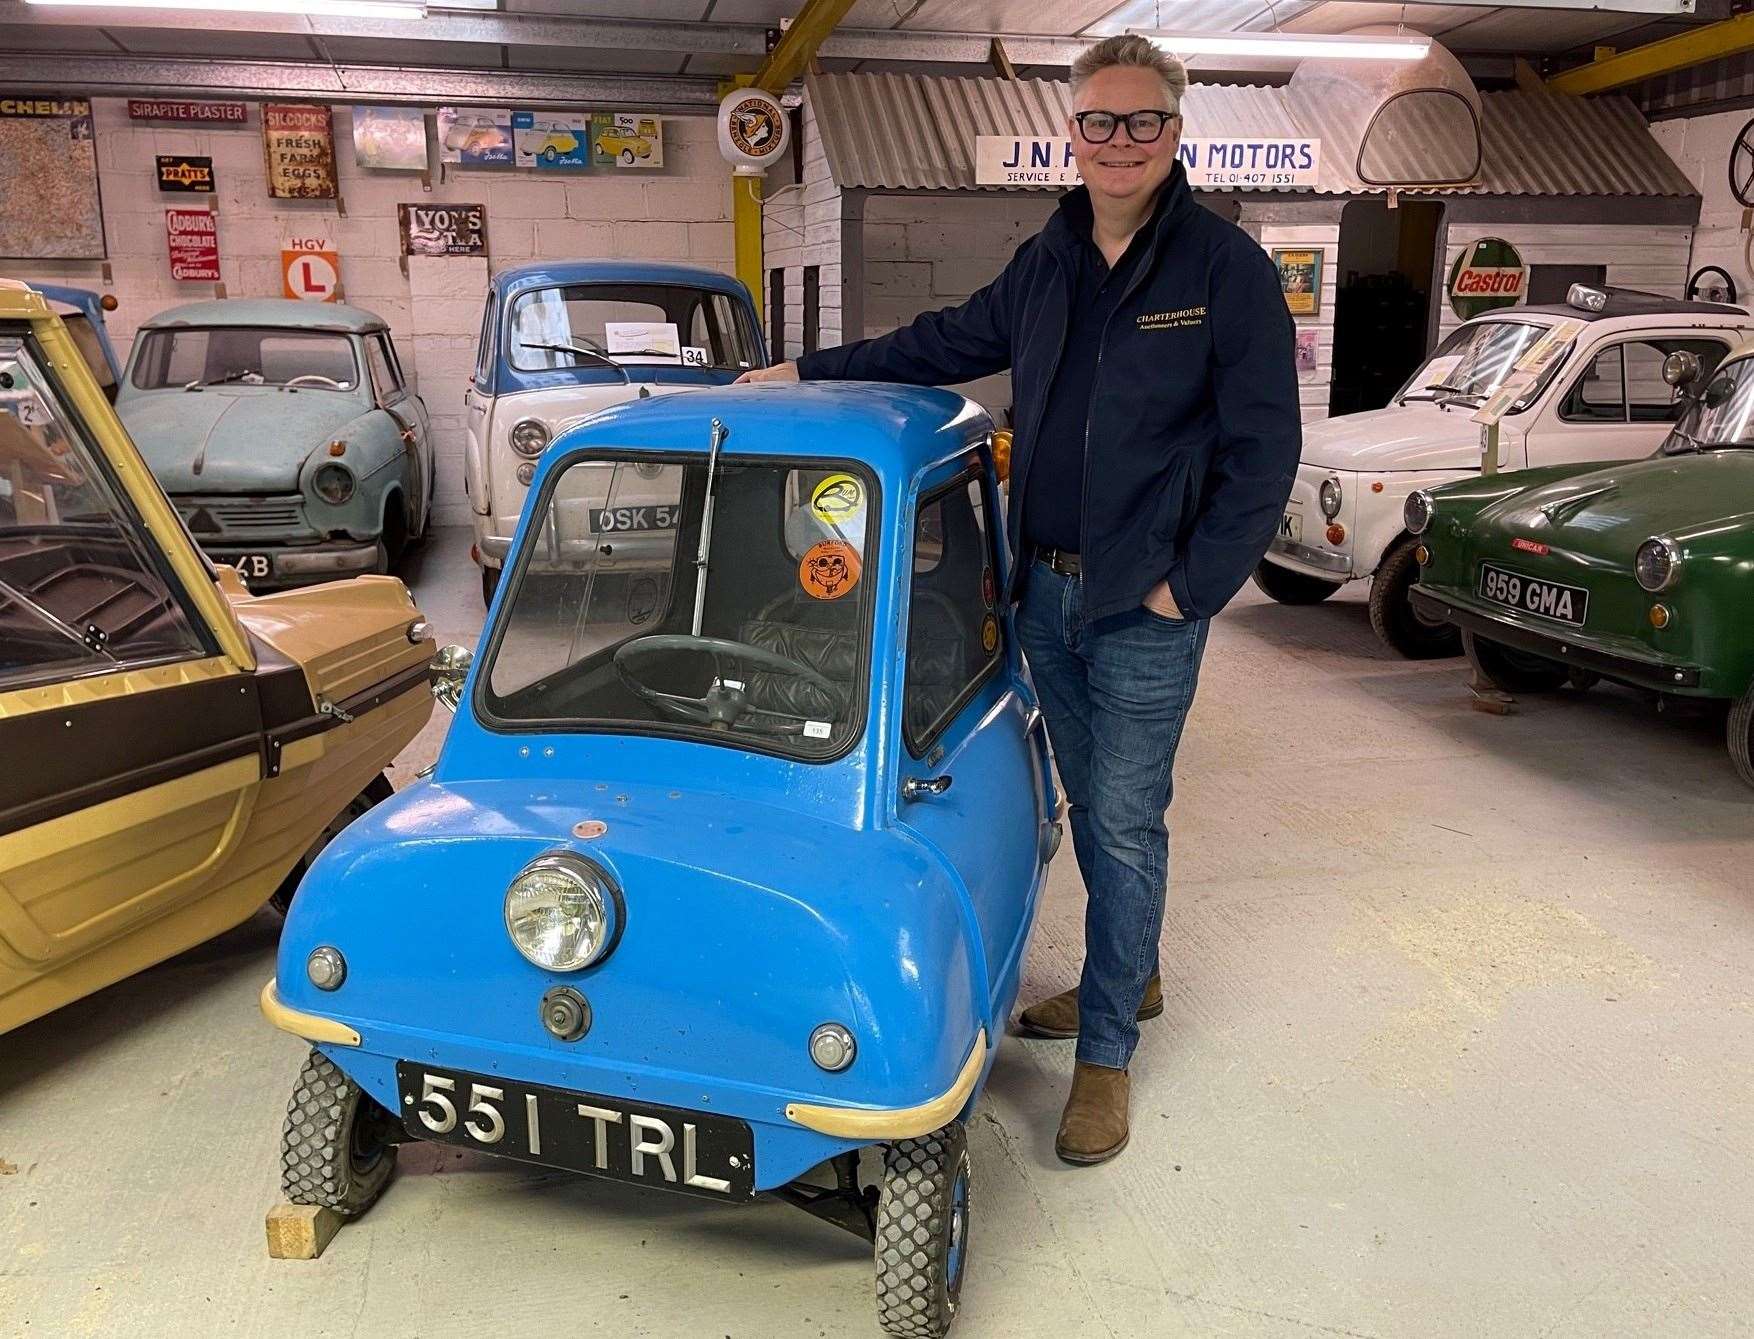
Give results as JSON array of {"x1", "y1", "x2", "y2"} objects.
[
  {"x1": 0, "y1": 98, "x2": 103, "y2": 259},
  {"x1": 973, "y1": 135, "x2": 1320, "y2": 189},
  {"x1": 717, "y1": 89, "x2": 786, "y2": 173},
  {"x1": 1273, "y1": 248, "x2": 1323, "y2": 317},
  {"x1": 399, "y1": 202, "x2": 487, "y2": 256},
  {"x1": 437, "y1": 107, "x2": 514, "y2": 165},
  {"x1": 129, "y1": 99, "x2": 246, "y2": 124},
  {"x1": 514, "y1": 110, "x2": 591, "y2": 170},
  {"x1": 352, "y1": 106, "x2": 427, "y2": 171},
  {"x1": 263, "y1": 103, "x2": 338, "y2": 200},
  {"x1": 166, "y1": 208, "x2": 220, "y2": 281},
  {"x1": 592, "y1": 112, "x2": 663, "y2": 169},
  {"x1": 157, "y1": 155, "x2": 215, "y2": 193},
  {"x1": 283, "y1": 236, "x2": 341, "y2": 302},
  {"x1": 1449, "y1": 237, "x2": 1527, "y2": 320}
]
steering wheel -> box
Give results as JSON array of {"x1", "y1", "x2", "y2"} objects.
[
  {"x1": 284, "y1": 374, "x2": 347, "y2": 390},
  {"x1": 613, "y1": 634, "x2": 844, "y2": 735}
]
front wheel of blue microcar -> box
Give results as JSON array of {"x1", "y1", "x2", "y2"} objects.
[{"x1": 876, "y1": 1121, "x2": 971, "y2": 1338}]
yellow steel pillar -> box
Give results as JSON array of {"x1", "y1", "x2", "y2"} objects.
[
  {"x1": 723, "y1": 0, "x2": 859, "y2": 332},
  {"x1": 1547, "y1": 13, "x2": 1754, "y2": 96}
]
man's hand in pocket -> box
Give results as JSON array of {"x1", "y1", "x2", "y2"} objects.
[{"x1": 1142, "y1": 579, "x2": 1182, "y2": 620}]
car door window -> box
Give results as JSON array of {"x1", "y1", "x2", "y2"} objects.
[
  {"x1": 905, "y1": 470, "x2": 1002, "y2": 755},
  {"x1": 0, "y1": 334, "x2": 207, "y2": 688},
  {"x1": 366, "y1": 335, "x2": 403, "y2": 403},
  {"x1": 1561, "y1": 345, "x2": 1624, "y2": 422},
  {"x1": 1561, "y1": 339, "x2": 1728, "y2": 424},
  {"x1": 473, "y1": 295, "x2": 495, "y2": 387}
]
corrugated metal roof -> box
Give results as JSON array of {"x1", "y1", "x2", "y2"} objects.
[{"x1": 806, "y1": 71, "x2": 1697, "y2": 198}]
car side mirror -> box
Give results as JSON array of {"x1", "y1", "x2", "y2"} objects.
[
  {"x1": 430, "y1": 643, "x2": 473, "y2": 712},
  {"x1": 1662, "y1": 350, "x2": 1702, "y2": 389}
]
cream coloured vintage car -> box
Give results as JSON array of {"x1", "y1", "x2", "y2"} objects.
[{"x1": 0, "y1": 280, "x2": 435, "y2": 1034}]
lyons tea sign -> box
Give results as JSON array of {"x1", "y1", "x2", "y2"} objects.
[{"x1": 1449, "y1": 237, "x2": 1527, "y2": 320}]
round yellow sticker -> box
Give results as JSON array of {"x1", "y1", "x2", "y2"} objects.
[{"x1": 810, "y1": 473, "x2": 864, "y2": 528}]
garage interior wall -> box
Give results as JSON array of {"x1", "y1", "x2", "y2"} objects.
[
  {"x1": 1648, "y1": 110, "x2": 1754, "y2": 302},
  {"x1": 8, "y1": 99, "x2": 737, "y2": 528}
]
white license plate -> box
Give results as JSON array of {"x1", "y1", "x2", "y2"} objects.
[{"x1": 1278, "y1": 509, "x2": 1303, "y2": 545}]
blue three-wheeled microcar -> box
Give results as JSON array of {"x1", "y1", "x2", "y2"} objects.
[{"x1": 262, "y1": 383, "x2": 1060, "y2": 1337}]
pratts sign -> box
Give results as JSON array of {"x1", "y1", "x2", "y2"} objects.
[
  {"x1": 974, "y1": 135, "x2": 1321, "y2": 189},
  {"x1": 1448, "y1": 237, "x2": 1527, "y2": 320}
]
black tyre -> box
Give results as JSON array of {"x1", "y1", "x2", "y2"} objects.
[
  {"x1": 1370, "y1": 538, "x2": 1461, "y2": 659},
  {"x1": 380, "y1": 505, "x2": 409, "y2": 568},
  {"x1": 876, "y1": 1121, "x2": 971, "y2": 1339},
  {"x1": 1567, "y1": 669, "x2": 1602, "y2": 691},
  {"x1": 1726, "y1": 683, "x2": 1754, "y2": 790},
  {"x1": 281, "y1": 1049, "x2": 399, "y2": 1216},
  {"x1": 269, "y1": 774, "x2": 395, "y2": 917},
  {"x1": 481, "y1": 564, "x2": 501, "y2": 606},
  {"x1": 1462, "y1": 630, "x2": 1569, "y2": 693},
  {"x1": 1251, "y1": 559, "x2": 1342, "y2": 606}
]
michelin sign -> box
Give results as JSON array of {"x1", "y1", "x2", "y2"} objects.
[{"x1": 975, "y1": 135, "x2": 1320, "y2": 189}]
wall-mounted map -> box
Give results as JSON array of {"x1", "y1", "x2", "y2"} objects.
[{"x1": 0, "y1": 97, "x2": 104, "y2": 259}]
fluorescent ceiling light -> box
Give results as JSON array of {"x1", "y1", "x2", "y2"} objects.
[
  {"x1": 26, "y1": 0, "x2": 425, "y2": 17},
  {"x1": 1133, "y1": 30, "x2": 1431, "y2": 61}
]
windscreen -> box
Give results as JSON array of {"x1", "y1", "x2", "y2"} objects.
[
  {"x1": 484, "y1": 453, "x2": 875, "y2": 760},
  {"x1": 508, "y1": 283, "x2": 760, "y2": 374},
  {"x1": 1396, "y1": 320, "x2": 1572, "y2": 412},
  {"x1": 130, "y1": 328, "x2": 359, "y2": 391},
  {"x1": 1667, "y1": 356, "x2": 1754, "y2": 452}
]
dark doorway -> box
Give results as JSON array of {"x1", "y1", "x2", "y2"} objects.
[
  {"x1": 1528, "y1": 263, "x2": 1605, "y2": 305},
  {"x1": 1328, "y1": 199, "x2": 1443, "y2": 416}
]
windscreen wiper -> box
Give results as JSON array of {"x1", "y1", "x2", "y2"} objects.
[
  {"x1": 691, "y1": 417, "x2": 727, "y2": 637},
  {"x1": 517, "y1": 341, "x2": 644, "y2": 393}
]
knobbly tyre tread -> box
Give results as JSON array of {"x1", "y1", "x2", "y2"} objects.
[
  {"x1": 1370, "y1": 537, "x2": 1461, "y2": 659},
  {"x1": 876, "y1": 1121, "x2": 968, "y2": 1339},
  {"x1": 280, "y1": 1049, "x2": 397, "y2": 1216}
]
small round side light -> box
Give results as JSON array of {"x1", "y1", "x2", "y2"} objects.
[
  {"x1": 1415, "y1": 545, "x2": 1430, "y2": 566},
  {"x1": 1325, "y1": 523, "x2": 1346, "y2": 546},
  {"x1": 1649, "y1": 604, "x2": 1672, "y2": 629},
  {"x1": 328, "y1": 440, "x2": 346, "y2": 457},
  {"x1": 809, "y1": 1023, "x2": 856, "y2": 1072},
  {"x1": 516, "y1": 460, "x2": 536, "y2": 486},
  {"x1": 306, "y1": 946, "x2": 346, "y2": 991}
]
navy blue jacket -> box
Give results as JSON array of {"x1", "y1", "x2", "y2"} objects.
[{"x1": 797, "y1": 166, "x2": 1300, "y2": 622}]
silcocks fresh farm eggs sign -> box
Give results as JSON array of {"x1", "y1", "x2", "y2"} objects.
[{"x1": 975, "y1": 135, "x2": 1320, "y2": 188}]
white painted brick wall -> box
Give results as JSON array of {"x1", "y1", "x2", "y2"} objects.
[
  {"x1": 13, "y1": 100, "x2": 737, "y2": 529},
  {"x1": 1650, "y1": 111, "x2": 1748, "y2": 304}
]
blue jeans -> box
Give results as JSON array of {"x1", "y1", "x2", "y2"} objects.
[{"x1": 1015, "y1": 561, "x2": 1210, "y2": 1069}]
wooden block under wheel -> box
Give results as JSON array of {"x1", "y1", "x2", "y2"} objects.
[{"x1": 265, "y1": 1203, "x2": 344, "y2": 1260}]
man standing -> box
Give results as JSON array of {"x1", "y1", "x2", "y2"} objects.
[{"x1": 737, "y1": 35, "x2": 1299, "y2": 1164}]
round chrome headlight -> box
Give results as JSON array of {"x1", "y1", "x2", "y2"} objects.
[
  {"x1": 509, "y1": 418, "x2": 550, "y2": 458},
  {"x1": 504, "y1": 852, "x2": 621, "y2": 972},
  {"x1": 312, "y1": 462, "x2": 355, "y2": 505},
  {"x1": 1318, "y1": 477, "x2": 1343, "y2": 520},
  {"x1": 809, "y1": 1022, "x2": 856, "y2": 1072},
  {"x1": 1635, "y1": 536, "x2": 1680, "y2": 593},
  {"x1": 1404, "y1": 490, "x2": 1433, "y2": 536},
  {"x1": 306, "y1": 945, "x2": 346, "y2": 991}
]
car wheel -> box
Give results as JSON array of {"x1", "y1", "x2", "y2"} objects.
[
  {"x1": 876, "y1": 1121, "x2": 970, "y2": 1339},
  {"x1": 1726, "y1": 683, "x2": 1754, "y2": 789},
  {"x1": 380, "y1": 506, "x2": 409, "y2": 569},
  {"x1": 281, "y1": 1049, "x2": 399, "y2": 1217},
  {"x1": 1371, "y1": 537, "x2": 1462, "y2": 659},
  {"x1": 269, "y1": 774, "x2": 395, "y2": 917},
  {"x1": 1567, "y1": 669, "x2": 1602, "y2": 691},
  {"x1": 481, "y1": 564, "x2": 501, "y2": 606},
  {"x1": 620, "y1": 148, "x2": 636, "y2": 165},
  {"x1": 1251, "y1": 559, "x2": 1342, "y2": 605},
  {"x1": 1462, "y1": 630, "x2": 1569, "y2": 693}
]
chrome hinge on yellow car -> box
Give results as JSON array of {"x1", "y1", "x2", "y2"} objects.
[{"x1": 317, "y1": 695, "x2": 355, "y2": 724}]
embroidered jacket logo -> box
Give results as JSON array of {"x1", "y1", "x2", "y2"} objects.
[{"x1": 1137, "y1": 306, "x2": 1207, "y2": 330}]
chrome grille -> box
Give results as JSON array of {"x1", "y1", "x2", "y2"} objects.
[{"x1": 176, "y1": 495, "x2": 307, "y2": 537}]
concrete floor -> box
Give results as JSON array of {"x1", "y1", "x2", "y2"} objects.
[{"x1": 4, "y1": 525, "x2": 1752, "y2": 1339}]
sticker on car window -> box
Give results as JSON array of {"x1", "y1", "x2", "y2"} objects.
[
  {"x1": 810, "y1": 474, "x2": 864, "y2": 528},
  {"x1": 981, "y1": 614, "x2": 999, "y2": 654},
  {"x1": 800, "y1": 540, "x2": 860, "y2": 600},
  {"x1": 803, "y1": 720, "x2": 832, "y2": 739}
]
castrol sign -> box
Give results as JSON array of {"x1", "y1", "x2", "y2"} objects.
[{"x1": 1448, "y1": 237, "x2": 1526, "y2": 320}]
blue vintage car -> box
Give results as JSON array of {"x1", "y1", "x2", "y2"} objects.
[
  {"x1": 261, "y1": 383, "x2": 1057, "y2": 1337},
  {"x1": 466, "y1": 260, "x2": 765, "y2": 605},
  {"x1": 118, "y1": 298, "x2": 434, "y2": 587}
]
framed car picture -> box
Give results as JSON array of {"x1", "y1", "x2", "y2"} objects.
[{"x1": 1272, "y1": 247, "x2": 1323, "y2": 317}]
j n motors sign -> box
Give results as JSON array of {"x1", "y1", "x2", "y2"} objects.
[{"x1": 974, "y1": 135, "x2": 1320, "y2": 189}]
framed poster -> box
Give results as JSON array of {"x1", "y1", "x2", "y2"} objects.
[
  {"x1": 437, "y1": 107, "x2": 513, "y2": 165},
  {"x1": 1273, "y1": 248, "x2": 1322, "y2": 317},
  {"x1": 157, "y1": 155, "x2": 215, "y2": 193},
  {"x1": 0, "y1": 97, "x2": 104, "y2": 259},
  {"x1": 352, "y1": 106, "x2": 427, "y2": 171},
  {"x1": 263, "y1": 103, "x2": 338, "y2": 199},
  {"x1": 591, "y1": 112, "x2": 664, "y2": 168},
  {"x1": 514, "y1": 110, "x2": 591, "y2": 170},
  {"x1": 399, "y1": 202, "x2": 487, "y2": 256},
  {"x1": 166, "y1": 208, "x2": 220, "y2": 282}
]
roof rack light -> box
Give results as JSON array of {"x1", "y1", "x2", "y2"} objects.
[
  {"x1": 1567, "y1": 284, "x2": 1609, "y2": 312},
  {"x1": 1132, "y1": 29, "x2": 1431, "y2": 62}
]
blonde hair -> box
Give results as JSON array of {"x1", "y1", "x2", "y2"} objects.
[{"x1": 1070, "y1": 34, "x2": 1189, "y2": 114}]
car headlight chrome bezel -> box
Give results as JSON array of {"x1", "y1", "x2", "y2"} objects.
[
  {"x1": 1318, "y1": 477, "x2": 1343, "y2": 520},
  {"x1": 1635, "y1": 536, "x2": 1681, "y2": 593},
  {"x1": 509, "y1": 418, "x2": 550, "y2": 458},
  {"x1": 312, "y1": 461, "x2": 356, "y2": 506},
  {"x1": 504, "y1": 851, "x2": 623, "y2": 972},
  {"x1": 1404, "y1": 490, "x2": 1434, "y2": 536}
]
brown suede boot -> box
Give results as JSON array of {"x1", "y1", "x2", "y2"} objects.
[
  {"x1": 1055, "y1": 1061, "x2": 1130, "y2": 1165},
  {"x1": 1017, "y1": 974, "x2": 1164, "y2": 1040}
]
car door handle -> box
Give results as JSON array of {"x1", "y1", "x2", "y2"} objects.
[{"x1": 902, "y1": 774, "x2": 953, "y2": 801}]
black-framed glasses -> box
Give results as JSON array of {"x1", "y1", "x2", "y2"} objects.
[{"x1": 1072, "y1": 109, "x2": 1179, "y2": 144}]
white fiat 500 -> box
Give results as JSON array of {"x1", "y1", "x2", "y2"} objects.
[
  {"x1": 1257, "y1": 285, "x2": 1753, "y2": 656},
  {"x1": 465, "y1": 260, "x2": 766, "y2": 604}
]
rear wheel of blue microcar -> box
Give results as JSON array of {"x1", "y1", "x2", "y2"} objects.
[
  {"x1": 280, "y1": 1050, "x2": 399, "y2": 1217},
  {"x1": 875, "y1": 1120, "x2": 970, "y2": 1338}
]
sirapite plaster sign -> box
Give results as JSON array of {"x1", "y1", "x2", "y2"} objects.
[
  {"x1": 129, "y1": 99, "x2": 246, "y2": 123},
  {"x1": 974, "y1": 135, "x2": 1321, "y2": 189}
]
